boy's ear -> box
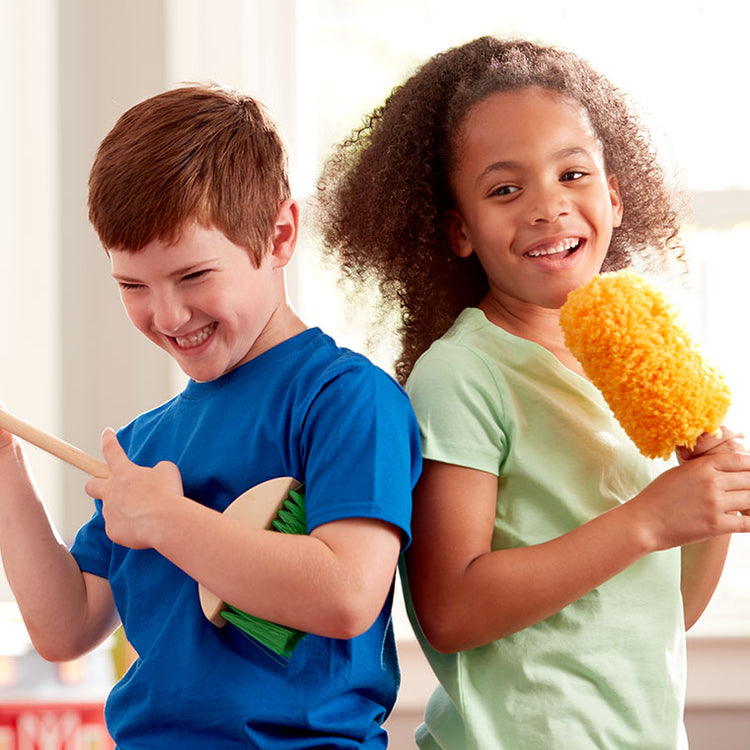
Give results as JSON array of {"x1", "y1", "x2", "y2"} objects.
[
  {"x1": 443, "y1": 209, "x2": 474, "y2": 258},
  {"x1": 270, "y1": 199, "x2": 299, "y2": 268}
]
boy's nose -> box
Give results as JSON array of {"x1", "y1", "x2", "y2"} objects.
[{"x1": 151, "y1": 293, "x2": 191, "y2": 334}]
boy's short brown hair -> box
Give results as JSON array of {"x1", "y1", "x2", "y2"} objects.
[{"x1": 88, "y1": 84, "x2": 290, "y2": 265}]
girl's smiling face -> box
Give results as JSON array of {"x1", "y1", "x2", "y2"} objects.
[{"x1": 446, "y1": 86, "x2": 623, "y2": 319}]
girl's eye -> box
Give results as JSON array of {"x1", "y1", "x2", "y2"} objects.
[
  {"x1": 561, "y1": 170, "x2": 586, "y2": 182},
  {"x1": 118, "y1": 282, "x2": 143, "y2": 291},
  {"x1": 490, "y1": 184, "x2": 520, "y2": 197}
]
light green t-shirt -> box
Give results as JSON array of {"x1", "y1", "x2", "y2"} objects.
[{"x1": 404, "y1": 308, "x2": 687, "y2": 750}]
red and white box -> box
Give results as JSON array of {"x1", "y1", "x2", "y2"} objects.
[{"x1": 0, "y1": 702, "x2": 113, "y2": 750}]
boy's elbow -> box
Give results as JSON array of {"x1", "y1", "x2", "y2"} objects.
[
  {"x1": 314, "y1": 576, "x2": 391, "y2": 639},
  {"x1": 27, "y1": 614, "x2": 114, "y2": 664},
  {"x1": 323, "y1": 594, "x2": 383, "y2": 640},
  {"x1": 326, "y1": 616, "x2": 371, "y2": 641},
  {"x1": 31, "y1": 633, "x2": 89, "y2": 664}
]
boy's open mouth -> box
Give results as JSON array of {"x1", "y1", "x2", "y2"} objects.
[
  {"x1": 173, "y1": 322, "x2": 218, "y2": 350},
  {"x1": 525, "y1": 237, "x2": 583, "y2": 258}
]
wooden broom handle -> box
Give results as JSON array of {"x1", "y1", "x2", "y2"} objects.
[{"x1": 0, "y1": 410, "x2": 110, "y2": 478}]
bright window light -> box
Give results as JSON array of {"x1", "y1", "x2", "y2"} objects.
[{"x1": 293, "y1": 0, "x2": 750, "y2": 636}]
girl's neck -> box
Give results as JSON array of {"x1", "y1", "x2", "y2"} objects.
[{"x1": 478, "y1": 295, "x2": 587, "y2": 378}]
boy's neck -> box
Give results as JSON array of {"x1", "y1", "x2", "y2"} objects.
[{"x1": 248, "y1": 304, "x2": 308, "y2": 362}]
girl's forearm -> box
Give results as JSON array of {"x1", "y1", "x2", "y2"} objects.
[
  {"x1": 412, "y1": 499, "x2": 653, "y2": 652},
  {"x1": 408, "y1": 456, "x2": 750, "y2": 653},
  {"x1": 681, "y1": 535, "x2": 731, "y2": 629}
]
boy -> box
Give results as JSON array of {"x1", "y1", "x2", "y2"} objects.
[{"x1": 0, "y1": 84, "x2": 422, "y2": 748}]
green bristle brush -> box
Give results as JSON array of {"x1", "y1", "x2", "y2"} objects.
[
  {"x1": 197, "y1": 476, "x2": 308, "y2": 660},
  {"x1": 0, "y1": 409, "x2": 308, "y2": 660}
]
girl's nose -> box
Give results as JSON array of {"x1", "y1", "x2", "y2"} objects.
[{"x1": 527, "y1": 184, "x2": 570, "y2": 224}]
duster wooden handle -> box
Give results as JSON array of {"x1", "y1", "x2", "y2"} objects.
[{"x1": 0, "y1": 409, "x2": 110, "y2": 478}]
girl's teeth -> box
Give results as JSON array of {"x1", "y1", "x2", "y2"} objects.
[
  {"x1": 528, "y1": 238, "x2": 580, "y2": 257},
  {"x1": 175, "y1": 323, "x2": 217, "y2": 348}
]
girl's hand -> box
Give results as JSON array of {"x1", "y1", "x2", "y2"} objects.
[
  {"x1": 630, "y1": 449, "x2": 750, "y2": 551},
  {"x1": 676, "y1": 426, "x2": 745, "y2": 463},
  {"x1": 85, "y1": 428, "x2": 185, "y2": 550}
]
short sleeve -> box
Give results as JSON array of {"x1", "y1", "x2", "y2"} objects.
[
  {"x1": 299, "y1": 363, "x2": 422, "y2": 546},
  {"x1": 406, "y1": 340, "x2": 508, "y2": 475},
  {"x1": 70, "y1": 499, "x2": 112, "y2": 578}
]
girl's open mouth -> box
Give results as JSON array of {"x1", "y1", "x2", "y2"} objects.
[{"x1": 525, "y1": 237, "x2": 583, "y2": 259}]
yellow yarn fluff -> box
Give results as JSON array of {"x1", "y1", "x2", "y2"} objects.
[{"x1": 559, "y1": 269, "x2": 731, "y2": 460}]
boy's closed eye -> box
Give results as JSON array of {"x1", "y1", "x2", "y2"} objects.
[
  {"x1": 116, "y1": 268, "x2": 213, "y2": 291},
  {"x1": 182, "y1": 269, "x2": 212, "y2": 282}
]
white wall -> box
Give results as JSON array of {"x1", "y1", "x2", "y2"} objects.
[
  {"x1": 0, "y1": 0, "x2": 301, "y2": 564},
  {"x1": 0, "y1": 0, "x2": 61, "y2": 600}
]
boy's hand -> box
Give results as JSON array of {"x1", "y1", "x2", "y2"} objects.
[
  {"x1": 0, "y1": 404, "x2": 16, "y2": 453},
  {"x1": 85, "y1": 428, "x2": 185, "y2": 549}
]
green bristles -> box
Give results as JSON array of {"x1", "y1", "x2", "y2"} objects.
[
  {"x1": 221, "y1": 484, "x2": 307, "y2": 661},
  {"x1": 221, "y1": 606, "x2": 307, "y2": 659},
  {"x1": 271, "y1": 489, "x2": 306, "y2": 535}
]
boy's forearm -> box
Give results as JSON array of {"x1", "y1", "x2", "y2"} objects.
[
  {"x1": 85, "y1": 430, "x2": 403, "y2": 640},
  {"x1": 149, "y1": 495, "x2": 401, "y2": 639},
  {"x1": 0, "y1": 443, "x2": 114, "y2": 659}
]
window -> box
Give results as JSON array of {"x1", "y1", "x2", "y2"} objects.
[{"x1": 294, "y1": 0, "x2": 750, "y2": 636}]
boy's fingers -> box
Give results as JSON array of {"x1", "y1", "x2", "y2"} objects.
[
  {"x1": 100, "y1": 428, "x2": 127, "y2": 466},
  {"x1": 85, "y1": 476, "x2": 104, "y2": 499}
]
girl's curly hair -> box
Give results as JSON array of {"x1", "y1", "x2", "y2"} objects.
[{"x1": 317, "y1": 37, "x2": 685, "y2": 383}]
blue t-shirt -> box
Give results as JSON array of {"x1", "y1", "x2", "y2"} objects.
[{"x1": 70, "y1": 328, "x2": 422, "y2": 749}]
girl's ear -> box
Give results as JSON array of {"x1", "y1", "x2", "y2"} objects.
[
  {"x1": 608, "y1": 175, "x2": 624, "y2": 229},
  {"x1": 270, "y1": 199, "x2": 299, "y2": 268},
  {"x1": 444, "y1": 209, "x2": 474, "y2": 258}
]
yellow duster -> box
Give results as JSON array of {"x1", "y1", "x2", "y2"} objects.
[{"x1": 559, "y1": 269, "x2": 730, "y2": 460}]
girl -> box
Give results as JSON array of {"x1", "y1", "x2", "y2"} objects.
[{"x1": 318, "y1": 38, "x2": 750, "y2": 749}]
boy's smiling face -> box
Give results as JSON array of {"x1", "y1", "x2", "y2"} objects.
[{"x1": 110, "y1": 216, "x2": 301, "y2": 382}]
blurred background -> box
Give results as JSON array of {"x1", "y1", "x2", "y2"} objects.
[{"x1": 0, "y1": 1, "x2": 748, "y2": 747}]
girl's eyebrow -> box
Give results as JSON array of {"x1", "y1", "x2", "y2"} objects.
[
  {"x1": 477, "y1": 160, "x2": 518, "y2": 182},
  {"x1": 477, "y1": 146, "x2": 595, "y2": 183}
]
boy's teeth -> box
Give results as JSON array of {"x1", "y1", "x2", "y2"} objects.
[
  {"x1": 174, "y1": 322, "x2": 217, "y2": 348},
  {"x1": 527, "y1": 238, "x2": 580, "y2": 257}
]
